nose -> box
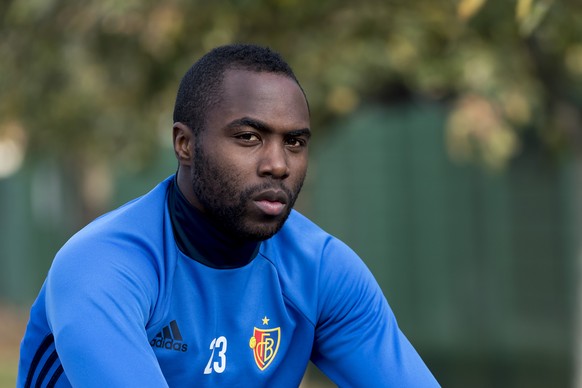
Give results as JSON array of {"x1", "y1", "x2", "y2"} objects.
[{"x1": 258, "y1": 143, "x2": 290, "y2": 179}]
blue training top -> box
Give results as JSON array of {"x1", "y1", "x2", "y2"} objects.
[{"x1": 18, "y1": 176, "x2": 439, "y2": 387}]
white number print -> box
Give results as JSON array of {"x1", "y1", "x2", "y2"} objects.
[{"x1": 204, "y1": 336, "x2": 227, "y2": 374}]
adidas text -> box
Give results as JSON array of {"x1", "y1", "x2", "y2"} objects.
[{"x1": 150, "y1": 338, "x2": 188, "y2": 352}]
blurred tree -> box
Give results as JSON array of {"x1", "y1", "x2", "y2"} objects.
[{"x1": 1, "y1": 0, "x2": 581, "y2": 221}]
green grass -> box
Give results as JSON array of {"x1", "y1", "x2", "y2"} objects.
[
  {"x1": 0, "y1": 304, "x2": 25, "y2": 388},
  {"x1": 0, "y1": 360, "x2": 17, "y2": 388}
]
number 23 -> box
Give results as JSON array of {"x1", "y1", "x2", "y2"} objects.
[{"x1": 204, "y1": 336, "x2": 227, "y2": 374}]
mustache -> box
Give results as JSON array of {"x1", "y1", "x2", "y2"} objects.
[{"x1": 243, "y1": 180, "x2": 294, "y2": 199}]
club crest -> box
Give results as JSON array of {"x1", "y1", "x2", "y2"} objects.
[{"x1": 249, "y1": 326, "x2": 281, "y2": 370}]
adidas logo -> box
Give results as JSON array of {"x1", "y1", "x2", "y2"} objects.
[{"x1": 150, "y1": 320, "x2": 188, "y2": 352}]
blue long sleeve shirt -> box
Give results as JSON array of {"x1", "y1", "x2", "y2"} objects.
[{"x1": 18, "y1": 176, "x2": 439, "y2": 387}]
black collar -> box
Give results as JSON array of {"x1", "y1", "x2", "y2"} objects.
[{"x1": 167, "y1": 177, "x2": 260, "y2": 269}]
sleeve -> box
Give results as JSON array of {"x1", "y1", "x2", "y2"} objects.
[
  {"x1": 311, "y1": 239, "x2": 440, "y2": 387},
  {"x1": 45, "y1": 239, "x2": 169, "y2": 387}
]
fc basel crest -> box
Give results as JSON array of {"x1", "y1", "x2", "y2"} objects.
[{"x1": 249, "y1": 326, "x2": 281, "y2": 371}]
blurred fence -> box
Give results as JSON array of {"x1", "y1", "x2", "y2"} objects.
[{"x1": 307, "y1": 103, "x2": 575, "y2": 387}]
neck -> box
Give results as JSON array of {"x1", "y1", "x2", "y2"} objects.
[{"x1": 168, "y1": 177, "x2": 259, "y2": 268}]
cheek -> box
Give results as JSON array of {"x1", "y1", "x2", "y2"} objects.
[
  {"x1": 292, "y1": 156, "x2": 308, "y2": 178},
  {"x1": 212, "y1": 156, "x2": 251, "y2": 190},
  {"x1": 220, "y1": 152, "x2": 257, "y2": 177}
]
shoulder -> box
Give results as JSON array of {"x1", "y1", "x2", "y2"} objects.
[
  {"x1": 60, "y1": 176, "x2": 173, "y2": 256},
  {"x1": 261, "y1": 210, "x2": 354, "y2": 266},
  {"x1": 263, "y1": 210, "x2": 367, "y2": 273},
  {"x1": 47, "y1": 177, "x2": 176, "y2": 316},
  {"x1": 258, "y1": 210, "x2": 371, "y2": 322},
  {"x1": 81, "y1": 176, "x2": 173, "y2": 239}
]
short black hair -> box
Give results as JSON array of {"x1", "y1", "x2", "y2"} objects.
[{"x1": 173, "y1": 43, "x2": 306, "y2": 135}]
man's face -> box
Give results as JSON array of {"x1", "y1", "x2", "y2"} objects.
[{"x1": 190, "y1": 69, "x2": 311, "y2": 241}]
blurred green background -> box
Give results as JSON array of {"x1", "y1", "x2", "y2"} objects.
[{"x1": 1, "y1": 0, "x2": 582, "y2": 386}]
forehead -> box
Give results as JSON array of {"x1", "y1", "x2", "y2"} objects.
[{"x1": 208, "y1": 69, "x2": 310, "y2": 129}]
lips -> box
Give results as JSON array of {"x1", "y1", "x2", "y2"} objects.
[{"x1": 252, "y1": 190, "x2": 288, "y2": 216}]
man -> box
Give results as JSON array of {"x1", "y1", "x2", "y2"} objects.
[{"x1": 18, "y1": 44, "x2": 439, "y2": 387}]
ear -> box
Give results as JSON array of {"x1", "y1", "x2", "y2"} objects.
[{"x1": 173, "y1": 122, "x2": 194, "y2": 166}]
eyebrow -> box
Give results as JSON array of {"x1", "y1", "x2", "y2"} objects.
[{"x1": 227, "y1": 117, "x2": 311, "y2": 138}]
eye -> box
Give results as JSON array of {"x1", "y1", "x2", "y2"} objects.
[
  {"x1": 235, "y1": 132, "x2": 261, "y2": 143},
  {"x1": 285, "y1": 136, "x2": 307, "y2": 150}
]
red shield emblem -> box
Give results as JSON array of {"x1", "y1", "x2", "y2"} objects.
[{"x1": 249, "y1": 327, "x2": 281, "y2": 370}]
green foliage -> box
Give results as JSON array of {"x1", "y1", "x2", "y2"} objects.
[{"x1": 1, "y1": 0, "x2": 581, "y2": 171}]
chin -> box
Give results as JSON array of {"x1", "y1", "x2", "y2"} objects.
[
  {"x1": 239, "y1": 220, "x2": 287, "y2": 242},
  {"x1": 240, "y1": 228, "x2": 279, "y2": 242}
]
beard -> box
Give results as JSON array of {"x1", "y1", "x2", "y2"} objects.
[{"x1": 190, "y1": 142, "x2": 305, "y2": 242}]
